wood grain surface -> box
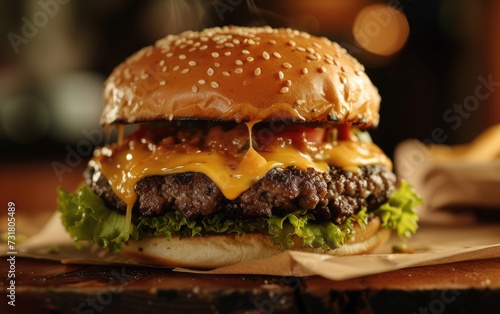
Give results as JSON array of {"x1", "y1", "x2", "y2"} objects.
[{"x1": 1, "y1": 257, "x2": 499, "y2": 314}]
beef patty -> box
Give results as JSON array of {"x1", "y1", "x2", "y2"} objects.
[{"x1": 85, "y1": 164, "x2": 396, "y2": 224}]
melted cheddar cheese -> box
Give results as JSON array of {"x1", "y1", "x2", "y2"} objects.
[{"x1": 92, "y1": 123, "x2": 392, "y2": 228}]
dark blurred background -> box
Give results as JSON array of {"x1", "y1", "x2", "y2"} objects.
[{"x1": 1, "y1": 0, "x2": 499, "y2": 162}]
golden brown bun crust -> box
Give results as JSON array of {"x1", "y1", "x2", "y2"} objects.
[
  {"x1": 123, "y1": 217, "x2": 389, "y2": 269},
  {"x1": 102, "y1": 26, "x2": 380, "y2": 128}
]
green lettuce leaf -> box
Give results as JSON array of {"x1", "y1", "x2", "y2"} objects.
[
  {"x1": 373, "y1": 180, "x2": 423, "y2": 239},
  {"x1": 57, "y1": 186, "x2": 137, "y2": 252},
  {"x1": 57, "y1": 180, "x2": 422, "y2": 253}
]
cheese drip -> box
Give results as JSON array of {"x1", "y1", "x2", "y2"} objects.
[
  {"x1": 94, "y1": 124, "x2": 392, "y2": 218},
  {"x1": 315, "y1": 141, "x2": 392, "y2": 174}
]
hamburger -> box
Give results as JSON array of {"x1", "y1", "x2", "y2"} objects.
[{"x1": 57, "y1": 26, "x2": 422, "y2": 268}]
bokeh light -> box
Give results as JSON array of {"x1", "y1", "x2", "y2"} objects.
[
  {"x1": 49, "y1": 72, "x2": 104, "y2": 143},
  {"x1": 353, "y1": 4, "x2": 410, "y2": 56}
]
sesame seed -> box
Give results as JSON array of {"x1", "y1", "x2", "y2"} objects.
[
  {"x1": 235, "y1": 68, "x2": 243, "y2": 74},
  {"x1": 181, "y1": 68, "x2": 189, "y2": 74},
  {"x1": 246, "y1": 56, "x2": 254, "y2": 62},
  {"x1": 211, "y1": 81, "x2": 219, "y2": 88},
  {"x1": 287, "y1": 40, "x2": 296, "y2": 46},
  {"x1": 179, "y1": 54, "x2": 186, "y2": 60},
  {"x1": 235, "y1": 60, "x2": 243, "y2": 65},
  {"x1": 355, "y1": 70, "x2": 364, "y2": 76},
  {"x1": 278, "y1": 71, "x2": 284, "y2": 80},
  {"x1": 188, "y1": 47, "x2": 196, "y2": 52},
  {"x1": 306, "y1": 47, "x2": 315, "y2": 54},
  {"x1": 269, "y1": 39, "x2": 277, "y2": 45},
  {"x1": 341, "y1": 66, "x2": 346, "y2": 72},
  {"x1": 307, "y1": 54, "x2": 317, "y2": 60},
  {"x1": 325, "y1": 59, "x2": 334, "y2": 65},
  {"x1": 159, "y1": 80, "x2": 166, "y2": 85},
  {"x1": 297, "y1": 47, "x2": 306, "y2": 52},
  {"x1": 325, "y1": 53, "x2": 334, "y2": 60},
  {"x1": 173, "y1": 65, "x2": 180, "y2": 71},
  {"x1": 212, "y1": 52, "x2": 219, "y2": 58},
  {"x1": 296, "y1": 99, "x2": 306, "y2": 105},
  {"x1": 313, "y1": 42, "x2": 322, "y2": 49},
  {"x1": 198, "y1": 79, "x2": 206, "y2": 85},
  {"x1": 280, "y1": 87, "x2": 289, "y2": 94},
  {"x1": 222, "y1": 71, "x2": 230, "y2": 76},
  {"x1": 192, "y1": 85, "x2": 198, "y2": 92},
  {"x1": 242, "y1": 50, "x2": 250, "y2": 54},
  {"x1": 224, "y1": 51, "x2": 232, "y2": 56},
  {"x1": 214, "y1": 62, "x2": 221, "y2": 67},
  {"x1": 254, "y1": 67, "x2": 262, "y2": 76},
  {"x1": 166, "y1": 52, "x2": 174, "y2": 57},
  {"x1": 285, "y1": 80, "x2": 292, "y2": 86},
  {"x1": 262, "y1": 51, "x2": 270, "y2": 60},
  {"x1": 233, "y1": 39, "x2": 240, "y2": 45},
  {"x1": 207, "y1": 68, "x2": 214, "y2": 76},
  {"x1": 199, "y1": 45, "x2": 208, "y2": 50},
  {"x1": 224, "y1": 42, "x2": 235, "y2": 48},
  {"x1": 189, "y1": 61, "x2": 197, "y2": 66},
  {"x1": 273, "y1": 52, "x2": 282, "y2": 58},
  {"x1": 283, "y1": 62, "x2": 292, "y2": 69},
  {"x1": 140, "y1": 73, "x2": 149, "y2": 79},
  {"x1": 248, "y1": 39, "x2": 256, "y2": 45},
  {"x1": 168, "y1": 113, "x2": 174, "y2": 121},
  {"x1": 339, "y1": 74, "x2": 347, "y2": 84},
  {"x1": 301, "y1": 68, "x2": 308, "y2": 75},
  {"x1": 159, "y1": 60, "x2": 165, "y2": 66},
  {"x1": 318, "y1": 66, "x2": 327, "y2": 73}
]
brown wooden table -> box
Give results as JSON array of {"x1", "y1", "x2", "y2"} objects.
[
  {"x1": 1, "y1": 257, "x2": 499, "y2": 313},
  {"x1": 1, "y1": 161, "x2": 500, "y2": 313}
]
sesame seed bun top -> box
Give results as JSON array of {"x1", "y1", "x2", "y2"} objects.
[{"x1": 102, "y1": 26, "x2": 381, "y2": 128}]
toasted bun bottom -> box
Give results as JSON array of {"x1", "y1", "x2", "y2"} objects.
[{"x1": 123, "y1": 217, "x2": 390, "y2": 269}]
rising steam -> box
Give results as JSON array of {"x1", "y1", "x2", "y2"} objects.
[{"x1": 143, "y1": 0, "x2": 320, "y2": 39}]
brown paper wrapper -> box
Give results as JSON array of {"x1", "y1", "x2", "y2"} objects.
[
  {"x1": 395, "y1": 139, "x2": 500, "y2": 224},
  {"x1": 2, "y1": 212, "x2": 499, "y2": 280}
]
